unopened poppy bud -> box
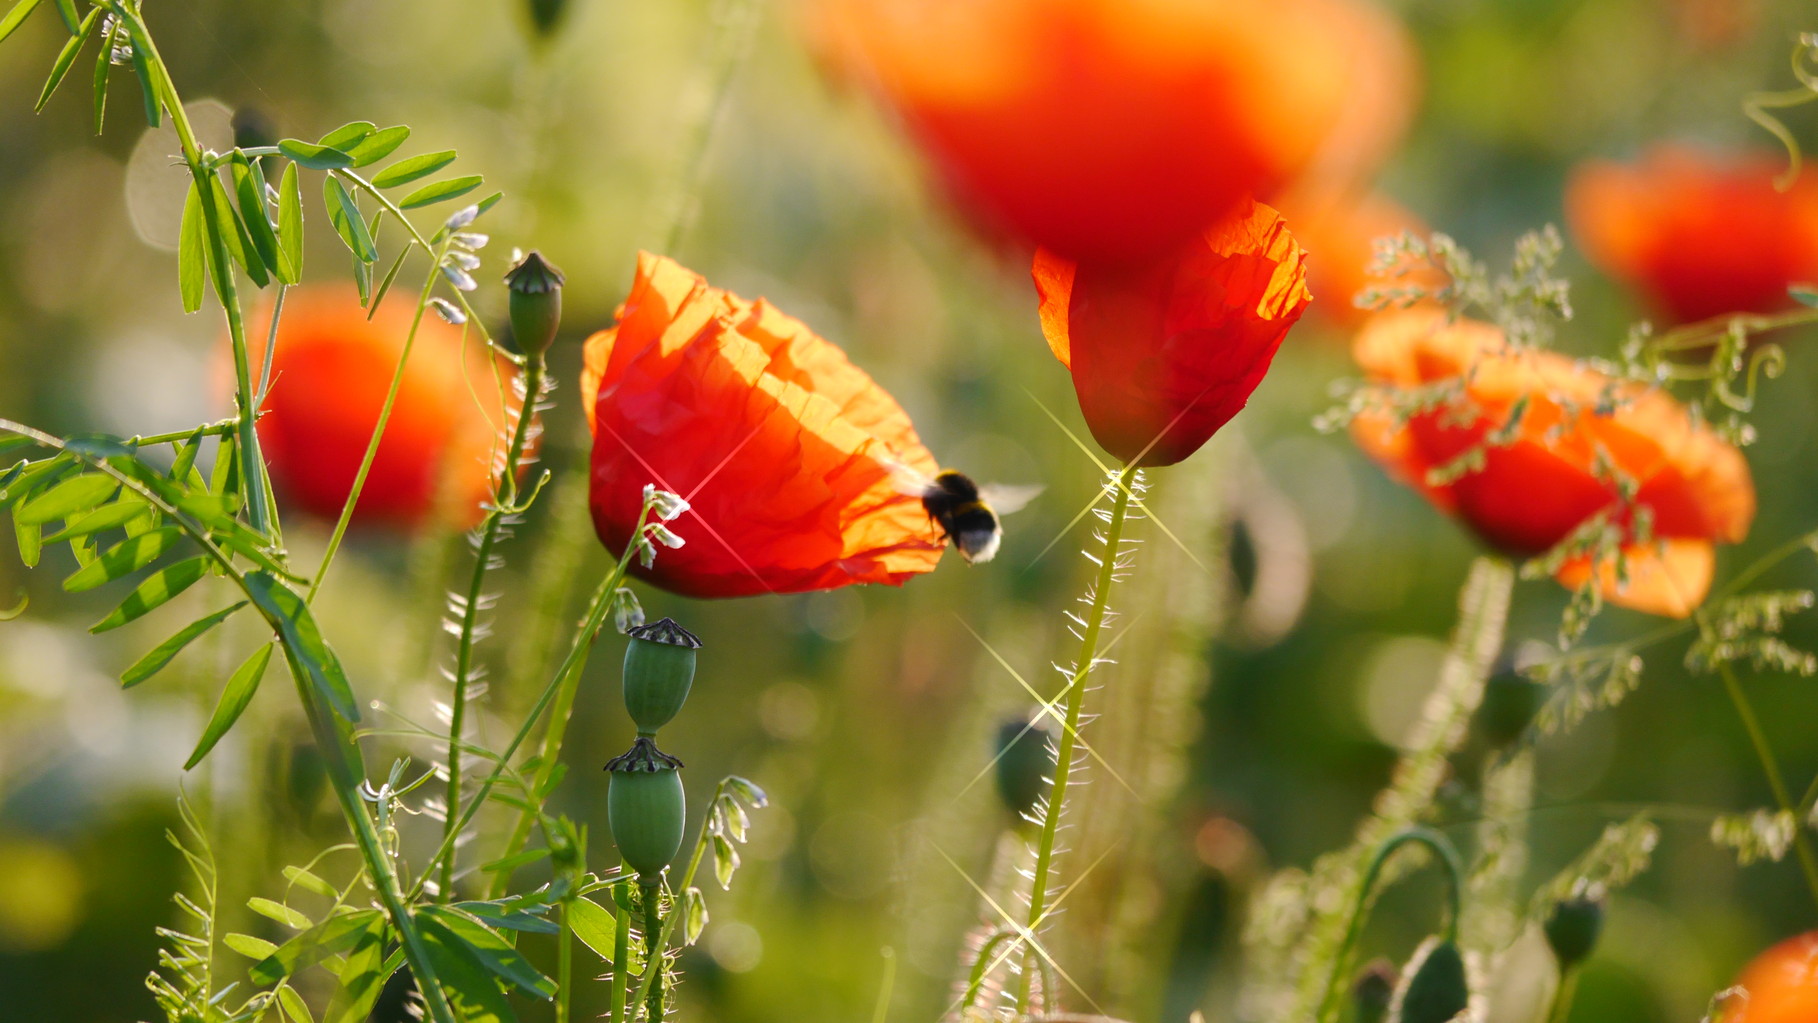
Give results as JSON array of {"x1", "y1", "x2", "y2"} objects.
[
  {"x1": 504, "y1": 250, "x2": 565, "y2": 357},
  {"x1": 1473, "y1": 655, "x2": 1546, "y2": 750},
  {"x1": 992, "y1": 715, "x2": 1055, "y2": 822},
  {"x1": 1396, "y1": 939, "x2": 1469, "y2": 1023},
  {"x1": 606, "y1": 760, "x2": 685, "y2": 883},
  {"x1": 1543, "y1": 890, "x2": 1605, "y2": 969},
  {"x1": 622, "y1": 618, "x2": 700, "y2": 734},
  {"x1": 1351, "y1": 959, "x2": 1397, "y2": 1023}
]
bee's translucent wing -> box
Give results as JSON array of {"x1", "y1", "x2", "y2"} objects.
[
  {"x1": 978, "y1": 483, "x2": 1044, "y2": 516},
  {"x1": 882, "y1": 457, "x2": 936, "y2": 498}
]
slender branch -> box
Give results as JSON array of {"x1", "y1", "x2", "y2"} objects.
[
  {"x1": 1546, "y1": 968, "x2": 1579, "y2": 1023},
  {"x1": 609, "y1": 885, "x2": 632, "y2": 1023},
  {"x1": 1718, "y1": 662, "x2": 1818, "y2": 910},
  {"x1": 1014, "y1": 468, "x2": 1135, "y2": 1015}
]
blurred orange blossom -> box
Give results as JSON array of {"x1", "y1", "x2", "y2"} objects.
[
  {"x1": 582, "y1": 253, "x2": 945, "y2": 598},
  {"x1": 1567, "y1": 145, "x2": 1818, "y2": 325},
  {"x1": 810, "y1": 0, "x2": 1416, "y2": 264},
  {"x1": 241, "y1": 285, "x2": 514, "y2": 532},
  {"x1": 1033, "y1": 198, "x2": 1313, "y2": 468},
  {"x1": 1350, "y1": 307, "x2": 1755, "y2": 617},
  {"x1": 1724, "y1": 931, "x2": 1818, "y2": 1023}
]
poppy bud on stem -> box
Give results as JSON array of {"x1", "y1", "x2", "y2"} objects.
[
  {"x1": 504, "y1": 250, "x2": 565, "y2": 358},
  {"x1": 1542, "y1": 888, "x2": 1605, "y2": 1023},
  {"x1": 1318, "y1": 826, "x2": 1468, "y2": 1023}
]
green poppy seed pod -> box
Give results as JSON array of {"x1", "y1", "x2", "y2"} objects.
[
  {"x1": 622, "y1": 618, "x2": 700, "y2": 735},
  {"x1": 1543, "y1": 893, "x2": 1605, "y2": 969},
  {"x1": 607, "y1": 763, "x2": 685, "y2": 882},
  {"x1": 993, "y1": 715, "x2": 1055, "y2": 822},
  {"x1": 504, "y1": 250, "x2": 566, "y2": 357},
  {"x1": 1350, "y1": 959, "x2": 1397, "y2": 1023},
  {"x1": 1473, "y1": 657, "x2": 1546, "y2": 750},
  {"x1": 1397, "y1": 939, "x2": 1469, "y2": 1023}
]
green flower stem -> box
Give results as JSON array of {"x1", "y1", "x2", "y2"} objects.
[
  {"x1": 610, "y1": 888, "x2": 632, "y2": 1023},
  {"x1": 305, "y1": 267, "x2": 442, "y2": 602},
  {"x1": 1718, "y1": 662, "x2": 1818, "y2": 911},
  {"x1": 557, "y1": 898, "x2": 574, "y2": 1023},
  {"x1": 438, "y1": 353, "x2": 547, "y2": 899},
  {"x1": 127, "y1": 420, "x2": 241, "y2": 448},
  {"x1": 641, "y1": 882, "x2": 665, "y2": 1021},
  {"x1": 1545, "y1": 967, "x2": 1579, "y2": 1023},
  {"x1": 1317, "y1": 826, "x2": 1467, "y2": 1023},
  {"x1": 1013, "y1": 468, "x2": 1136, "y2": 1016},
  {"x1": 624, "y1": 781, "x2": 724, "y2": 1018},
  {"x1": 415, "y1": 506, "x2": 651, "y2": 901}
]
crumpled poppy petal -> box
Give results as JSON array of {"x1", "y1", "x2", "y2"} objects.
[{"x1": 1554, "y1": 539, "x2": 1715, "y2": 619}]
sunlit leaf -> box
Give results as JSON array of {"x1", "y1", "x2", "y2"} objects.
[
  {"x1": 283, "y1": 865, "x2": 338, "y2": 899},
  {"x1": 277, "y1": 986, "x2": 315, "y2": 1023},
  {"x1": 277, "y1": 162, "x2": 304, "y2": 284},
  {"x1": 185, "y1": 643, "x2": 273, "y2": 768},
  {"x1": 248, "y1": 896, "x2": 311, "y2": 931},
  {"x1": 682, "y1": 886, "x2": 706, "y2": 946},
  {"x1": 14, "y1": 518, "x2": 39, "y2": 568},
  {"x1": 345, "y1": 125, "x2": 409, "y2": 167},
  {"x1": 324, "y1": 176, "x2": 376, "y2": 263},
  {"x1": 366, "y1": 243, "x2": 410, "y2": 317},
  {"x1": 565, "y1": 897, "x2": 617, "y2": 964},
  {"x1": 371, "y1": 149, "x2": 455, "y2": 188},
  {"x1": 315, "y1": 121, "x2": 375, "y2": 152},
  {"x1": 320, "y1": 915, "x2": 392, "y2": 1023},
  {"x1": 249, "y1": 910, "x2": 381, "y2": 986},
  {"x1": 0, "y1": 0, "x2": 43, "y2": 48},
  {"x1": 243, "y1": 571, "x2": 359, "y2": 722},
  {"x1": 33, "y1": 5, "x2": 98, "y2": 112},
  {"x1": 233, "y1": 152, "x2": 282, "y2": 280},
  {"x1": 418, "y1": 919, "x2": 521, "y2": 1023},
  {"x1": 278, "y1": 138, "x2": 354, "y2": 170},
  {"x1": 121, "y1": 601, "x2": 247, "y2": 688},
  {"x1": 17, "y1": 473, "x2": 116, "y2": 525},
  {"x1": 118, "y1": 11, "x2": 160, "y2": 127},
  {"x1": 178, "y1": 181, "x2": 207, "y2": 312},
  {"x1": 49, "y1": 0, "x2": 73, "y2": 34},
  {"x1": 399, "y1": 174, "x2": 483, "y2": 210},
  {"x1": 418, "y1": 906, "x2": 556, "y2": 998},
  {"x1": 63, "y1": 526, "x2": 181, "y2": 592},
  {"x1": 480, "y1": 848, "x2": 550, "y2": 874},
  {"x1": 451, "y1": 900, "x2": 558, "y2": 935},
  {"x1": 210, "y1": 173, "x2": 268, "y2": 288},
  {"x1": 712, "y1": 833, "x2": 738, "y2": 890},
  {"x1": 90, "y1": 555, "x2": 210, "y2": 633},
  {"x1": 224, "y1": 933, "x2": 278, "y2": 960},
  {"x1": 89, "y1": 13, "x2": 109, "y2": 134},
  {"x1": 42, "y1": 495, "x2": 150, "y2": 543}
]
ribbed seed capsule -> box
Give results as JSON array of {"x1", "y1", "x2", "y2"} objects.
[
  {"x1": 1397, "y1": 939, "x2": 1469, "y2": 1023},
  {"x1": 622, "y1": 618, "x2": 700, "y2": 735},
  {"x1": 608, "y1": 765, "x2": 685, "y2": 882}
]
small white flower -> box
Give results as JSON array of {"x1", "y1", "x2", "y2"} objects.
[
  {"x1": 441, "y1": 265, "x2": 478, "y2": 292},
  {"x1": 453, "y1": 232, "x2": 490, "y2": 250},
  {"x1": 648, "y1": 524, "x2": 686, "y2": 550},
  {"x1": 636, "y1": 537, "x2": 657, "y2": 569},
  {"x1": 428, "y1": 297, "x2": 467, "y2": 324},
  {"x1": 445, "y1": 250, "x2": 481, "y2": 271},
  {"x1": 642, "y1": 484, "x2": 691, "y2": 521},
  {"x1": 444, "y1": 205, "x2": 480, "y2": 231}
]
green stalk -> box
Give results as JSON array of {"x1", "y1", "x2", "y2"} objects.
[
  {"x1": 1316, "y1": 827, "x2": 1466, "y2": 1022},
  {"x1": 1014, "y1": 468, "x2": 1136, "y2": 1015},
  {"x1": 1718, "y1": 662, "x2": 1818, "y2": 911},
  {"x1": 1546, "y1": 968, "x2": 1578, "y2": 1023},
  {"x1": 610, "y1": 887, "x2": 632, "y2": 1023},
  {"x1": 438, "y1": 354, "x2": 546, "y2": 899},
  {"x1": 641, "y1": 882, "x2": 665, "y2": 1021},
  {"x1": 557, "y1": 898, "x2": 574, "y2": 1023},
  {"x1": 623, "y1": 778, "x2": 726, "y2": 1014}
]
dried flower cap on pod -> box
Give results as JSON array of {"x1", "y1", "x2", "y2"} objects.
[
  {"x1": 1543, "y1": 889, "x2": 1606, "y2": 969},
  {"x1": 1395, "y1": 938, "x2": 1469, "y2": 1023},
  {"x1": 622, "y1": 618, "x2": 700, "y2": 735},
  {"x1": 504, "y1": 250, "x2": 565, "y2": 357}
]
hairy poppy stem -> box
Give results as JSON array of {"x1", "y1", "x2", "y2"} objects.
[
  {"x1": 609, "y1": 885, "x2": 633, "y2": 1023},
  {"x1": 1014, "y1": 467, "x2": 1137, "y2": 1016},
  {"x1": 439, "y1": 353, "x2": 547, "y2": 899},
  {"x1": 1718, "y1": 662, "x2": 1818, "y2": 912}
]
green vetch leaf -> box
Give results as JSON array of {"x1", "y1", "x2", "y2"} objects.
[
  {"x1": 34, "y1": 5, "x2": 98, "y2": 112},
  {"x1": 249, "y1": 909, "x2": 381, "y2": 986},
  {"x1": 89, "y1": 13, "x2": 109, "y2": 134},
  {"x1": 0, "y1": 0, "x2": 43, "y2": 48},
  {"x1": 233, "y1": 153, "x2": 282, "y2": 280},
  {"x1": 418, "y1": 918, "x2": 520, "y2": 1023},
  {"x1": 323, "y1": 176, "x2": 376, "y2": 263},
  {"x1": 277, "y1": 138, "x2": 354, "y2": 170},
  {"x1": 320, "y1": 915, "x2": 392, "y2": 1023},
  {"x1": 277, "y1": 986, "x2": 315, "y2": 1023},
  {"x1": 277, "y1": 162, "x2": 304, "y2": 284},
  {"x1": 248, "y1": 896, "x2": 312, "y2": 931},
  {"x1": 41, "y1": 495, "x2": 150, "y2": 543},
  {"x1": 418, "y1": 906, "x2": 555, "y2": 999},
  {"x1": 17, "y1": 473, "x2": 117, "y2": 525},
  {"x1": 178, "y1": 180, "x2": 207, "y2": 313},
  {"x1": 366, "y1": 243, "x2": 411, "y2": 317},
  {"x1": 351, "y1": 251, "x2": 371, "y2": 305},
  {"x1": 121, "y1": 14, "x2": 158, "y2": 127},
  {"x1": 315, "y1": 120, "x2": 375, "y2": 153},
  {"x1": 0, "y1": 435, "x2": 37, "y2": 460},
  {"x1": 224, "y1": 933, "x2": 279, "y2": 960},
  {"x1": 49, "y1": 0, "x2": 73, "y2": 33},
  {"x1": 210, "y1": 172, "x2": 268, "y2": 288},
  {"x1": 565, "y1": 897, "x2": 617, "y2": 964},
  {"x1": 185, "y1": 643, "x2": 273, "y2": 768},
  {"x1": 121, "y1": 601, "x2": 247, "y2": 688},
  {"x1": 682, "y1": 885, "x2": 706, "y2": 945},
  {"x1": 90, "y1": 555, "x2": 210, "y2": 633},
  {"x1": 14, "y1": 518, "x2": 40, "y2": 568},
  {"x1": 62, "y1": 432, "x2": 135, "y2": 459},
  {"x1": 170, "y1": 428, "x2": 206, "y2": 486},
  {"x1": 243, "y1": 571, "x2": 359, "y2": 722},
  {"x1": 283, "y1": 864, "x2": 338, "y2": 899},
  {"x1": 479, "y1": 848, "x2": 549, "y2": 874},
  {"x1": 451, "y1": 900, "x2": 557, "y2": 935},
  {"x1": 399, "y1": 175, "x2": 483, "y2": 210},
  {"x1": 344, "y1": 125, "x2": 409, "y2": 167},
  {"x1": 370, "y1": 149, "x2": 455, "y2": 189},
  {"x1": 63, "y1": 526, "x2": 181, "y2": 592},
  {"x1": 1, "y1": 455, "x2": 75, "y2": 510}
]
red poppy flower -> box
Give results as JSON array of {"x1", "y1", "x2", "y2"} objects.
[
  {"x1": 1032, "y1": 198, "x2": 1312, "y2": 467},
  {"x1": 1350, "y1": 307, "x2": 1755, "y2": 617},
  {"x1": 1724, "y1": 931, "x2": 1818, "y2": 1023},
  {"x1": 582, "y1": 252, "x2": 945, "y2": 598},
  {"x1": 242, "y1": 286, "x2": 513, "y2": 531},
  {"x1": 812, "y1": 0, "x2": 1415, "y2": 264},
  {"x1": 1274, "y1": 187, "x2": 1443, "y2": 328},
  {"x1": 1566, "y1": 145, "x2": 1818, "y2": 324}
]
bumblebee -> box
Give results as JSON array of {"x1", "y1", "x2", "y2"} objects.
[{"x1": 895, "y1": 466, "x2": 1041, "y2": 564}]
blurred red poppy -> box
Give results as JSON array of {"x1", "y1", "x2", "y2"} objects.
[
  {"x1": 812, "y1": 0, "x2": 1415, "y2": 264},
  {"x1": 1566, "y1": 145, "x2": 1818, "y2": 324},
  {"x1": 582, "y1": 252, "x2": 945, "y2": 598},
  {"x1": 1032, "y1": 199, "x2": 1312, "y2": 468},
  {"x1": 1350, "y1": 307, "x2": 1755, "y2": 617},
  {"x1": 1725, "y1": 931, "x2": 1818, "y2": 1023},
  {"x1": 242, "y1": 286, "x2": 513, "y2": 531},
  {"x1": 1274, "y1": 187, "x2": 1443, "y2": 328}
]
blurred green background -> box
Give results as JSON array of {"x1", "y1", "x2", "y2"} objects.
[{"x1": 2, "y1": 0, "x2": 1818, "y2": 1021}]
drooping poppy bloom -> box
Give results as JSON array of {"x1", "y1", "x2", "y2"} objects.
[
  {"x1": 1349, "y1": 307, "x2": 1755, "y2": 617},
  {"x1": 1724, "y1": 931, "x2": 1818, "y2": 1023},
  {"x1": 1032, "y1": 199, "x2": 1313, "y2": 467},
  {"x1": 582, "y1": 252, "x2": 945, "y2": 598},
  {"x1": 241, "y1": 286, "x2": 513, "y2": 531},
  {"x1": 811, "y1": 0, "x2": 1415, "y2": 264},
  {"x1": 1274, "y1": 187, "x2": 1444, "y2": 328},
  {"x1": 1566, "y1": 145, "x2": 1818, "y2": 324}
]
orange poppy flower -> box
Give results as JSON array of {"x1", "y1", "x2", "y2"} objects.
[
  {"x1": 1724, "y1": 931, "x2": 1818, "y2": 1023},
  {"x1": 581, "y1": 252, "x2": 945, "y2": 598},
  {"x1": 243, "y1": 286, "x2": 513, "y2": 531},
  {"x1": 1274, "y1": 187, "x2": 1443, "y2": 328},
  {"x1": 811, "y1": 0, "x2": 1415, "y2": 264},
  {"x1": 1350, "y1": 307, "x2": 1755, "y2": 617},
  {"x1": 1032, "y1": 198, "x2": 1312, "y2": 467},
  {"x1": 1566, "y1": 145, "x2": 1818, "y2": 324}
]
